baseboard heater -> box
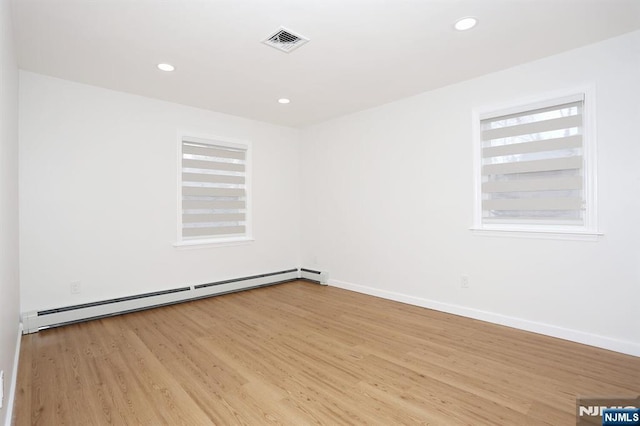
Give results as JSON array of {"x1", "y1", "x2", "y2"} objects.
[
  {"x1": 22, "y1": 268, "x2": 323, "y2": 334},
  {"x1": 300, "y1": 268, "x2": 329, "y2": 285}
]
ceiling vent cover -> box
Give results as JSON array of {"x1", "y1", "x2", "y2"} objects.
[{"x1": 262, "y1": 26, "x2": 309, "y2": 53}]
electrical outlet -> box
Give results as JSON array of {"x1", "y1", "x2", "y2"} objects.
[
  {"x1": 70, "y1": 281, "x2": 81, "y2": 294},
  {"x1": 461, "y1": 275, "x2": 469, "y2": 289}
]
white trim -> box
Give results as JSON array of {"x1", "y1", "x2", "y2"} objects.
[
  {"x1": 472, "y1": 107, "x2": 483, "y2": 229},
  {"x1": 474, "y1": 87, "x2": 590, "y2": 119},
  {"x1": 478, "y1": 92, "x2": 585, "y2": 120},
  {"x1": 472, "y1": 85, "x2": 599, "y2": 238},
  {"x1": 173, "y1": 237, "x2": 254, "y2": 249},
  {"x1": 4, "y1": 323, "x2": 23, "y2": 426},
  {"x1": 176, "y1": 132, "x2": 183, "y2": 244},
  {"x1": 329, "y1": 279, "x2": 640, "y2": 357},
  {"x1": 470, "y1": 227, "x2": 603, "y2": 241},
  {"x1": 582, "y1": 84, "x2": 598, "y2": 232},
  {"x1": 244, "y1": 140, "x2": 253, "y2": 242},
  {"x1": 182, "y1": 135, "x2": 247, "y2": 151}
]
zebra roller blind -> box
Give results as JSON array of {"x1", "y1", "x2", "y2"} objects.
[
  {"x1": 480, "y1": 95, "x2": 585, "y2": 227},
  {"x1": 181, "y1": 137, "x2": 248, "y2": 240}
]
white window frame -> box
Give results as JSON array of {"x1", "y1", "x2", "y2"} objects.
[
  {"x1": 471, "y1": 87, "x2": 601, "y2": 241},
  {"x1": 174, "y1": 132, "x2": 253, "y2": 249}
]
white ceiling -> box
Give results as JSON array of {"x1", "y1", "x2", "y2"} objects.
[{"x1": 12, "y1": 0, "x2": 640, "y2": 127}]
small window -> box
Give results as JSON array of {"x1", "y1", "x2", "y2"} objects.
[
  {"x1": 474, "y1": 92, "x2": 597, "y2": 236},
  {"x1": 177, "y1": 135, "x2": 250, "y2": 246}
]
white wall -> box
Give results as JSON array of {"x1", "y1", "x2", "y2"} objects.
[
  {"x1": 300, "y1": 30, "x2": 640, "y2": 355},
  {"x1": 19, "y1": 72, "x2": 300, "y2": 313},
  {"x1": 0, "y1": 0, "x2": 20, "y2": 421},
  {"x1": 17, "y1": 29, "x2": 640, "y2": 357}
]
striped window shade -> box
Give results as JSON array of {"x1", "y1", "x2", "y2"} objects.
[
  {"x1": 181, "y1": 137, "x2": 248, "y2": 240},
  {"x1": 480, "y1": 95, "x2": 585, "y2": 227}
]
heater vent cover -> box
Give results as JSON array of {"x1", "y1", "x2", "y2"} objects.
[{"x1": 262, "y1": 27, "x2": 309, "y2": 53}]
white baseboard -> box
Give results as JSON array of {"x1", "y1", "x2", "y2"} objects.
[
  {"x1": 4, "y1": 323, "x2": 22, "y2": 426},
  {"x1": 330, "y1": 279, "x2": 640, "y2": 358}
]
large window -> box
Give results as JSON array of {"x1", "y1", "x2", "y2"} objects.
[
  {"x1": 473, "y1": 91, "x2": 598, "y2": 237},
  {"x1": 177, "y1": 135, "x2": 251, "y2": 246}
]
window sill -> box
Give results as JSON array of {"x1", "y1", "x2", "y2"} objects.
[
  {"x1": 173, "y1": 237, "x2": 254, "y2": 249},
  {"x1": 470, "y1": 227, "x2": 603, "y2": 241}
]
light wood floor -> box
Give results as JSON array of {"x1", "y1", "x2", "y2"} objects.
[{"x1": 13, "y1": 280, "x2": 640, "y2": 425}]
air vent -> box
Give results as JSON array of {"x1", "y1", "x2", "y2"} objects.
[{"x1": 262, "y1": 26, "x2": 309, "y2": 53}]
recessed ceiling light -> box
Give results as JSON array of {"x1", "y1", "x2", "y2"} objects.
[
  {"x1": 454, "y1": 17, "x2": 478, "y2": 31},
  {"x1": 278, "y1": 98, "x2": 291, "y2": 104},
  {"x1": 157, "y1": 63, "x2": 175, "y2": 72}
]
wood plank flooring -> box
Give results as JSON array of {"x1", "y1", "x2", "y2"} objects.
[{"x1": 13, "y1": 280, "x2": 640, "y2": 425}]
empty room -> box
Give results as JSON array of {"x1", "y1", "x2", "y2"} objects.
[{"x1": 1, "y1": 0, "x2": 640, "y2": 425}]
